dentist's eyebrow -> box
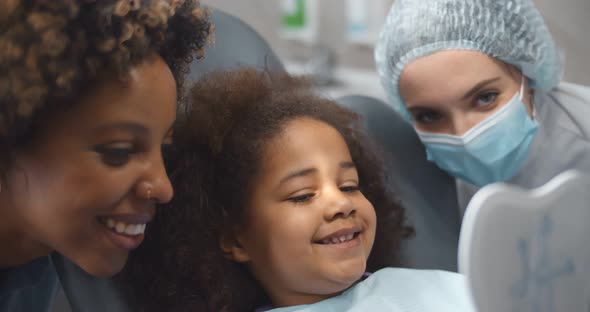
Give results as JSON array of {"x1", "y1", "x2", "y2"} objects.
[{"x1": 461, "y1": 77, "x2": 501, "y2": 101}]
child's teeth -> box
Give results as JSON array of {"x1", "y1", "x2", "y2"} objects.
[{"x1": 347, "y1": 233, "x2": 354, "y2": 240}]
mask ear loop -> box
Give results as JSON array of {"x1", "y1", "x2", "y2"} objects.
[
  {"x1": 519, "y1": 76, "x2": 525, "y2": 100},
  {"x1": 520, "y1": 75, "x2": 536, "y2": 121}
]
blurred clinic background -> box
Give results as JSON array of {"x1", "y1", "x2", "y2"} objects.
[{"x1": 203, "y1": 0, "x2": 590, "y2": 101}]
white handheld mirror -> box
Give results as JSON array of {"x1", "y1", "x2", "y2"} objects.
[{"x1": 459, "y1": 170, "x2": 590, "y2": 312}]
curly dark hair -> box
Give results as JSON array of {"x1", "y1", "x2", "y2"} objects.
[
  {"x1": 0, "y1": 0, "x2": 212, "y2": 180},
  {"x1": 123, "y1": 68, "x2": 414, "y2": 312}
]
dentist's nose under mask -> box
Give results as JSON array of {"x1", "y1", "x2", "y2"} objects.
[{"x1": 416, "y1": 78, "x2": 538, "y2": 187}]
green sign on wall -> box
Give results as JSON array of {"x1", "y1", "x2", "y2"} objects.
[{"x1": 282, "y1": 0, "x2": 306, "y2": 29}]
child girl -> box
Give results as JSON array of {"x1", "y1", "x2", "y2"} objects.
[{"x1": 123, "y1": 69, "x2": 476, "y2": 311}]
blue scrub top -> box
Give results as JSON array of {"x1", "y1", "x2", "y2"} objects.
[{"x1": 0, "y1": 255, "x2": 59, "y2": 312}]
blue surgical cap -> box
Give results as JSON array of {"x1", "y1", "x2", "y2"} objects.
[{"x1": 375, "y1": 0, "x2": 563, "y2": 120}]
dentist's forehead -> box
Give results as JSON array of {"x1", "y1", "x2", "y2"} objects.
[{"x1": 400, "y1": 51, "x2": 506, "y2": 105}]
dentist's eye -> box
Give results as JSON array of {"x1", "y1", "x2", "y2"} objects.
[
  {"x1": 288, "y1": 193, "x2": 315, "y2": 203},
  {"x1": 476, "y1": 92, "x2": 498, "y2": 108},
  {"x1": 413, "y1": 111, "x2": 442, "y2": 125}
]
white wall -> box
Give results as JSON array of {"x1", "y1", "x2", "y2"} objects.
[
  {"x1": 533, "y1": 0, "x2": 590, "y2": 85},
  {"x1": 203, "y1": 0, "x2": 590, "y2": 85}
]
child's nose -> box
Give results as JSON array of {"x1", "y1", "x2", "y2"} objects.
[{"x1": 323, "y1": 188, "x2": 356, "y2": 221}]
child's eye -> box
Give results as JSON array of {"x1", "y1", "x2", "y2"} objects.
[
  {"x1": 340, "y1": 185, "x2": 360, "y2": 193},
  {"x1": 288, "y1": 193, "x2": 315, "y2": 203},
  {"x1": 475, "y1": 92, "x2": 499, "y2": 108}
]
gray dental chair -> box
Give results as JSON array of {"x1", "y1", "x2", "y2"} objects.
[
  {"x1": 336, "y1": 95, "x2": 461, "y2": 272},
  {"x1": 51, "y1": 8, "x2": 285, "y2": 312},
  {"x1": 187, "y1": 8, "x2": 284, "y2": 81}
]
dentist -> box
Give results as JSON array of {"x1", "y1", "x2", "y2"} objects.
[{"x1": 375, "y1": 0, "x2": 590, "y2": 211}]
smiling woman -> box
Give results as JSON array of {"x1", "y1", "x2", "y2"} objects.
[
  {"x1": 0, "y1": 0, "x2": 211, "y2": 311},
  {"x1": 8, "y1": 57, "x2": 178, "y2": 270}
]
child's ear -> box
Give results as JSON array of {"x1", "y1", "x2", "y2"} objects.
[{"x1": 219, "y1": 229, "x2": 251, "y2": 263}]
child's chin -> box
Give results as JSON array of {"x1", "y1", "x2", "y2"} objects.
[
  {"x1": 327, "y1": 261, "x2": 367, "y2": 287},
  {"x1": 320, "y1": 274, "x2": 364, "y2": 295}
]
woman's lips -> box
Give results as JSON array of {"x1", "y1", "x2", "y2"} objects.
[{"x1": 98, "y1": 213, "x2": 153, "y2": 250}]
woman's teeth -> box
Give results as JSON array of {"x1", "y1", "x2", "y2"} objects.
[
  {"x1": 103, "y1": 218, "x2": 146, "y2": 236},
  {"x1": 321, "y1": 233, "x2": 356, "y2": 245}
]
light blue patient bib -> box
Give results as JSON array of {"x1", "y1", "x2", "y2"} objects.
[{"x1": 268, "y1": 268, "x2": 476, "y2": 312}]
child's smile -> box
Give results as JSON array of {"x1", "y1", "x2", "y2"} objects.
[
  {"x1": 223, "y1": 117, "x2": 377, "y2": 308},
  {"x1": 314, "y1": 226, "x2": 361, "y2": 246}
]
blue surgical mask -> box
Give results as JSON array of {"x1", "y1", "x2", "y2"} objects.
[{"x1": 416, "y1": 78, "x2": 538, "y2": 187}]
